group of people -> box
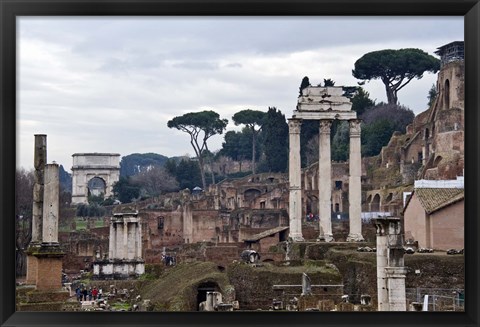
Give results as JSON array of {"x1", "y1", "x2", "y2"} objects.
[{"x1": 75, "y1": 286, "x2": 102, "y2": 302}]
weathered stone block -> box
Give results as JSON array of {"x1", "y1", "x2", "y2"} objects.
[
  {"x1": 337, "y1": 302, "x2": 355, "y2": 311},
  {"x1": 26, "y1": 290, "x2": 70, "y2": 303},
  {"x1": 318, "y1": 299, "x2": 335, "y2": 311}
]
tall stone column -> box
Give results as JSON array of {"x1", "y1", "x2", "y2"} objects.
[
  {"x1": 318, "y1": 120, "x2": 333, "y2": 242},
  {"x1": 288, "y1": 118, "x2": 304, "y2": 242},
  {"x1": 374, "y1": 219, "x2": 389, "y2": 311},
  {"x1": 34, "y1": 162, "x2": 66, "y2": 293},
  {"x1": 26, "y1": 135, "x2": 47, "y2": 285},
  {"x1": 31, "y1": 134, "x2": 47, "y2": 244},
  {"x1": 41, "y1": 163, "x2": 60, "y2": 245},
  {"x1": 374, "y1": 217, "x2": 407, "y2": 311},
  {"x1": 347, "y1": 120, "x2": 364, "y2": 242}
]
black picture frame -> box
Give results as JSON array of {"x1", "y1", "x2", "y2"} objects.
[{"x1": 1, "y1": 0, "x2": 478, "y2": 326}]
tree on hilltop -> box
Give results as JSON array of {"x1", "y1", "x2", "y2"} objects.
[
  {"x1": 167, "y1": 110, "x2": 228, "y2": 190},
  {"x1": 352, "y1": 48, "x2": 440, "y2": 105},
  {"x1": 232, "y1": 109, "x2": 266, "y2": 174}
]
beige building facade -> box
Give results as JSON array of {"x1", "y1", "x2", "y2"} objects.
[{"x1": 403, "y1": 186, "x2": 464, "y2": 250}]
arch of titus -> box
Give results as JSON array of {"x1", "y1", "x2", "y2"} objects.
[
  {"x1": 71, "y1": 153, "x2": 120, "y2": 204},
  {"x1": 288, "y1": 86, "x2": 364, "y2": 242}
]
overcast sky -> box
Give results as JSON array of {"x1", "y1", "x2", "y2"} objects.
[{"x1": 17, "y1": 16, "x2": 463, "y2": 172}]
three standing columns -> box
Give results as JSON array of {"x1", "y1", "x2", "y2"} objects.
[{"x1": 288, "y1": 118, "x2": 364, "y2": 242}]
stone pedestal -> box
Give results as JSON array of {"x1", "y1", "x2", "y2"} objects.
[
  {"x1": 31, "y1": 245, "x2": 65, "y2": 291},
  {"x1": 385, "y1": 267, "x2": 408, "y2": 311},
  {"x1": 25, "y1": 250, "x2": 39, "y2": 285},
  {"x1": 374, "y1": 217, "x2": 407, "y2": 311},
  {"x1": 17, "y1": 289, "x2": 70, "y2": 311}
]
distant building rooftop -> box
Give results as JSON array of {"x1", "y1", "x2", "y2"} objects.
[{"x1": 434, "y1": 41, "x2": 464, "y2": 67}]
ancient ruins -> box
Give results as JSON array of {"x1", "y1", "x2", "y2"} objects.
[
  {"x1": 289, "y1": 86, "x2": 363, "y2": 242},
  {"x1": 93, "y1": 208, "x2": 145, "y2": 279},
  {"x1": 16, "y1": 41, "x2": 465, "y2": 312},
  {"x1": 71, "y1": 153, "x2": 120, "y2": 204},
  {"x1": 374, "y1": 217, "x2": 407, "y2": 311},
  {"x1": 20, "y1": 135, "x2": 69, "y2": 311}
]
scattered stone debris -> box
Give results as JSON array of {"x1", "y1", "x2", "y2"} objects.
[
  {"x1": 417, "y1": 248, "x2": 434, "y2": 253},
  {"x1": 356, "y1": 246, "x2": 376, "y2": 252},
  {"x1": 240, "y1": 250, "x2": 260, "y2": 264},
  {"x1": 446, "y1": 249, "x2": 464, "y2": 255},
  {"x1": 198, "y1": 291, "x2": 237, "y2": 311},
  {"x1": 404, "y1": 247, "x2": 416, "y2": 254}
]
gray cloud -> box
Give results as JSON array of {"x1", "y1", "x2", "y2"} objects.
[{"x1": 17, "y1": 16, "x2": 463, "y2": 171}]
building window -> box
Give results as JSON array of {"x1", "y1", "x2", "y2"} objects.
[
  {"x1": 444, "y1": 79, "x2": 450, "y2": 108},
  {"x1": 335, "y1": 181, "x2": 342, "y2": 190},
  {"x1": 158, "y1": 216, "x2": 164, "y2": 230}
]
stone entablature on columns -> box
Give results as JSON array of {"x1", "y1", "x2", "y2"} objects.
[{"x1": 94, "y1": 207, "x2": 145, "y2": 279}]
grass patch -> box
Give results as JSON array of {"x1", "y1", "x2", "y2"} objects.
[
  {"x1": 110, "y1": 302, "x2": 131, "y2": 311},
  {"x1": 140, "y1": 261, "x2": 231, "y2": 311}
]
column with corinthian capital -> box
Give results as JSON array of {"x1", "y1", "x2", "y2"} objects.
[
  {"x1": 347, "y1": 119, "x2": 364, "y2": 242},
  {"x1": 318, "y1": 120, "x2": 334, "y2": 242},
  {"x1": 288, "y1": 118, "x2": 304, "y2": 242}
]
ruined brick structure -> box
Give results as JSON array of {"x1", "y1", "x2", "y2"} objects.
[
  {"x1": 60, "y1": 41, "x2": 464, "y2": 272},
  {"x1": 361, "y1": 41, "x2": 464, "y2": 216}
]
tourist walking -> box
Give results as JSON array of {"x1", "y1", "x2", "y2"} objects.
[{"x1": 92, "y1": 287, "x2": 98, "y2": 300}]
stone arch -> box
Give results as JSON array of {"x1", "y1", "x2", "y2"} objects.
[
  {"x1": 306, "y1": 195, "x2": 319, "y2": 215},
  {"x1": 196, "y1": 281, "x2": 220, "y2": 311},
  {"x1": 71, "y1": 153, "x2": 120, "y2": 204},
  {"x1": 371, "y1": 193, "x2": 381, "y2": 212},
  {"x1": 266, "y1": 177, "x2": 276, "y2": 183},
  {"x1": 385, "y1": 192, "x2": 393, "y2": 203},
  {"x1": 244, "y1": 188, "x2": 261, "y2": 203},
  {"x1": 434, "y1": 155, "x2": 443, "y2": 167}
]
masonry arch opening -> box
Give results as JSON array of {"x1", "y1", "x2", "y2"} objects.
[
  {"x1": 87, "y1": 177, "x2": 106, "y2": 198},
  {"x1": 196, "y1": 281, "x2": 219, "y2": 311}
]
